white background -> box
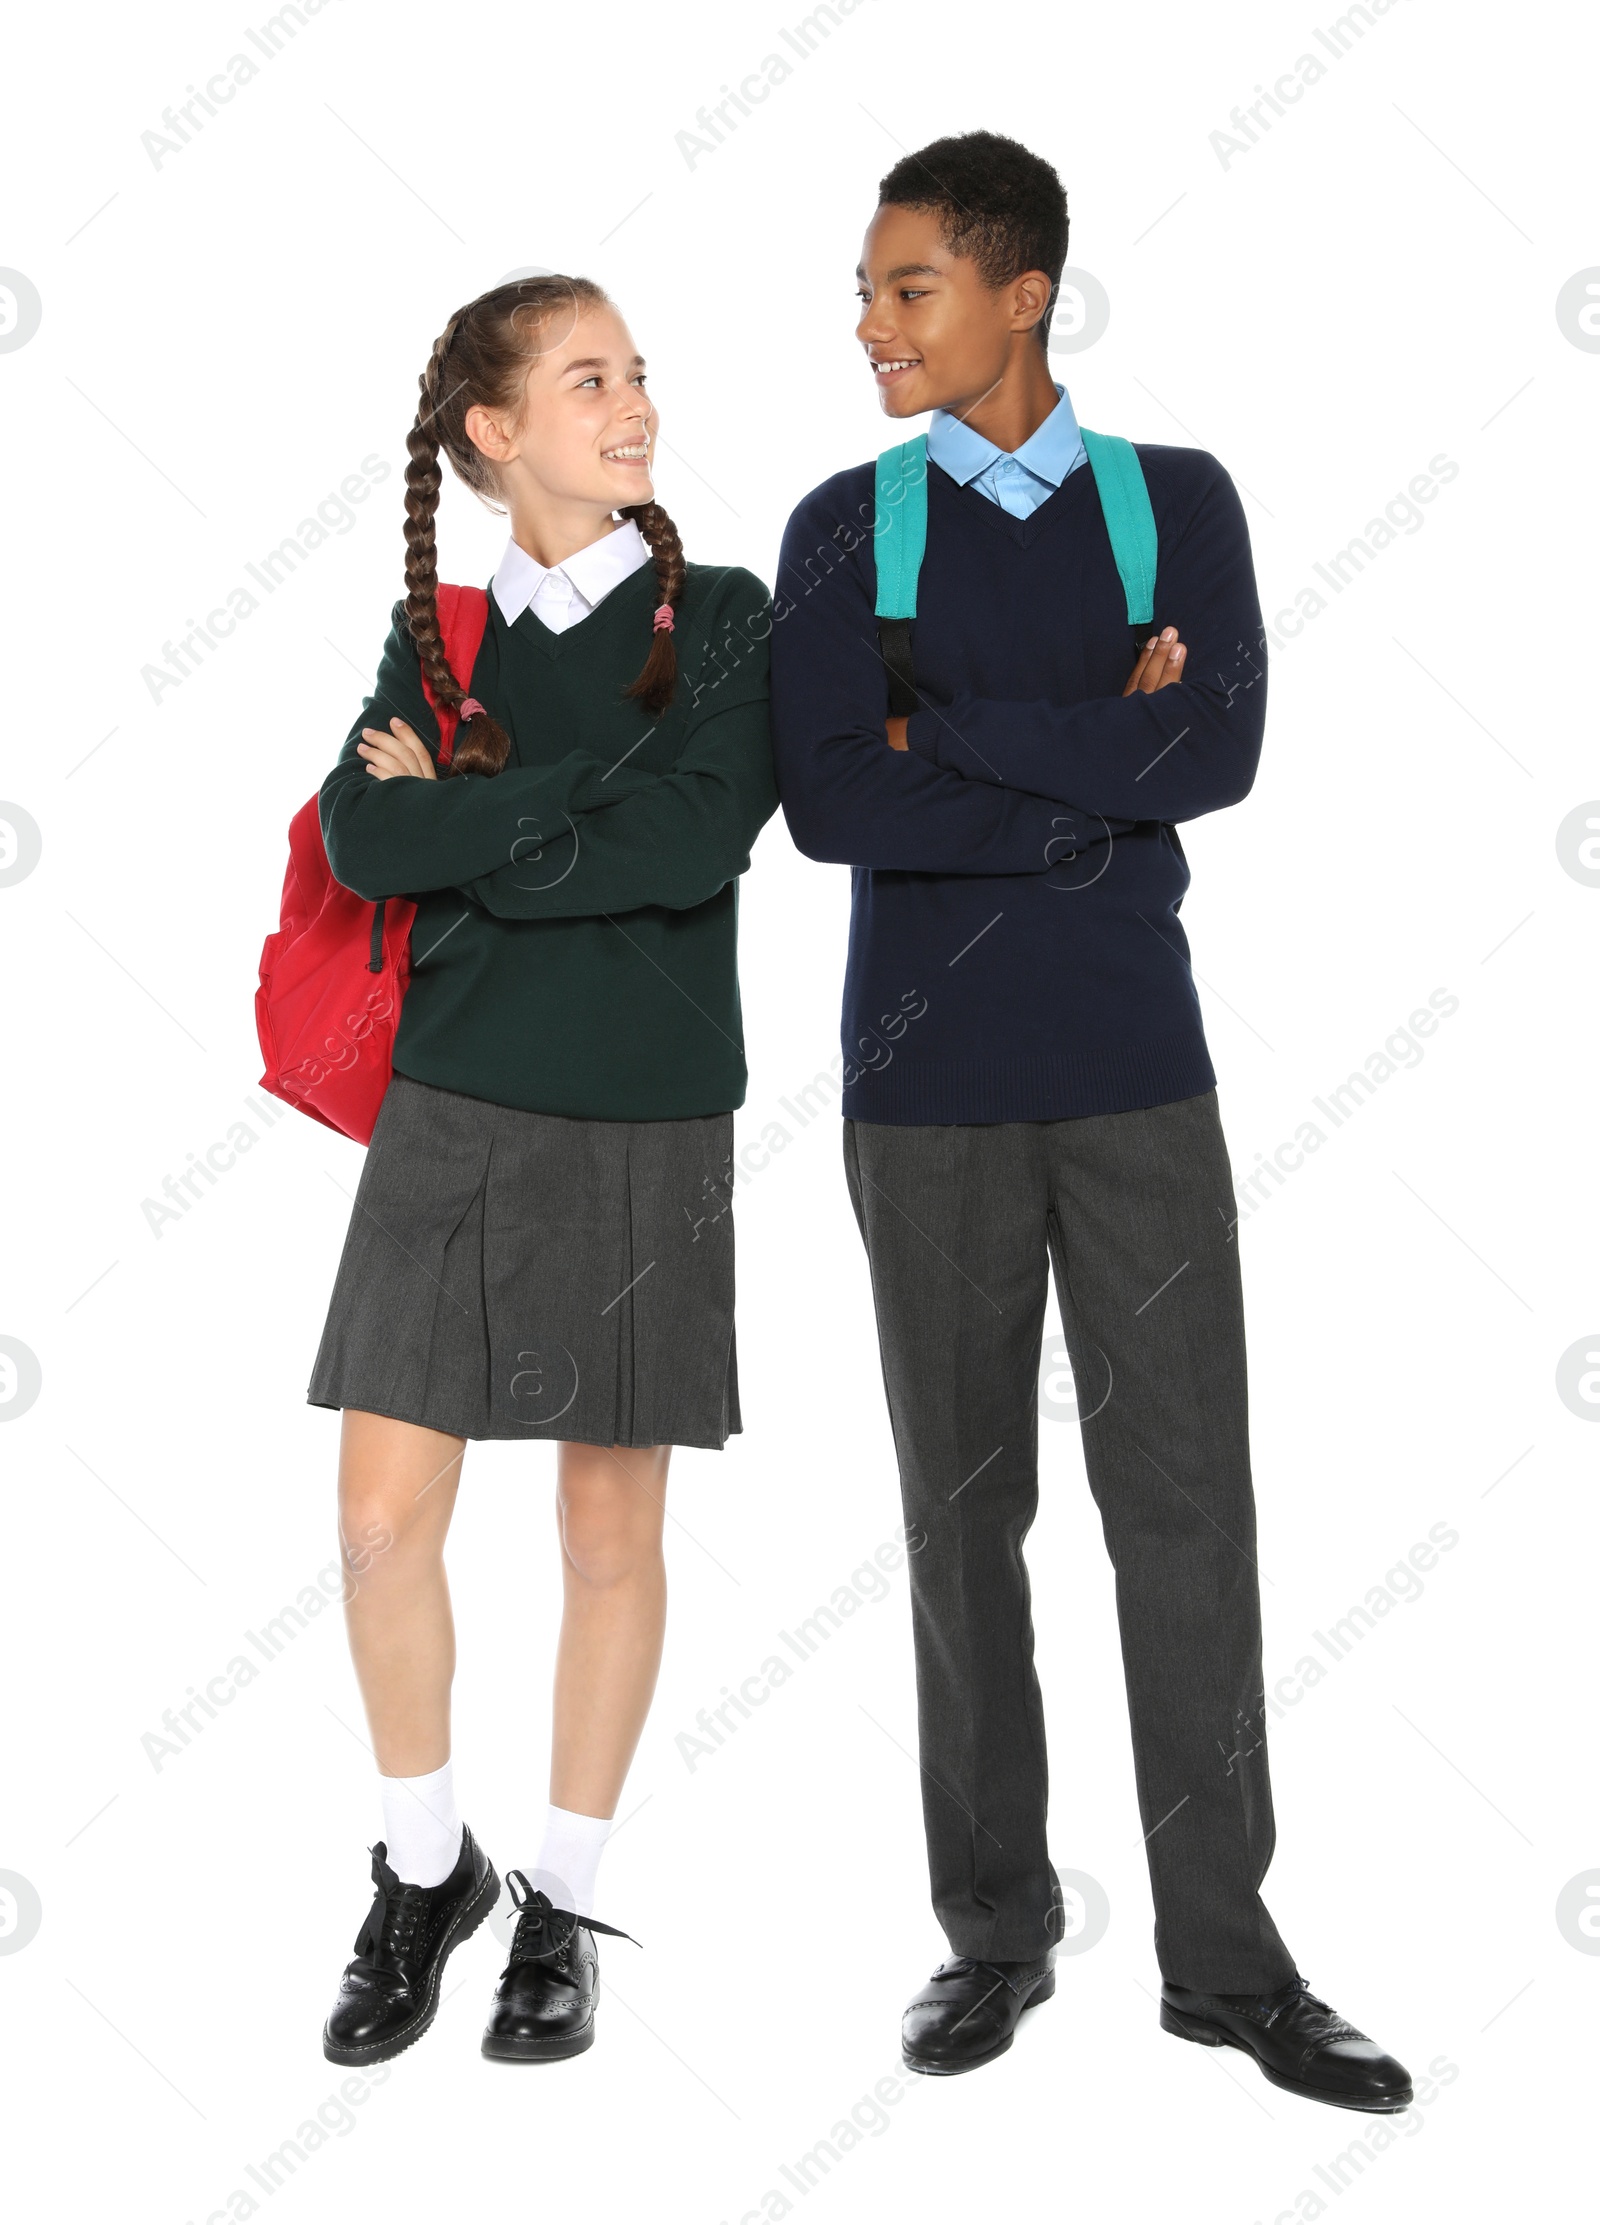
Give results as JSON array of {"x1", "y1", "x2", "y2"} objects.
[{"x1": 2, "y1": 1, "x2": 1594, "y2": 2219}]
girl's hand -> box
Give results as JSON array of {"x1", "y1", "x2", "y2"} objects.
[
  {"x1": 357, "y1": 717, "x2": 438, "y2": 780},
  {"x1": 1123, "y1": 627, "x2": 1187, "y2": 695}
]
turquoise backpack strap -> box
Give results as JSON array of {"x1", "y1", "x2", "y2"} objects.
[
  {"x1": 873, "y1": 436, "x2": 928, "y2": 716},
  {"x1": 873, "y1": 435, "x2": 929, "y2": 617},
  {"x1": 869, "y1": 427, "x2": 1158, "y2": 708},
  {"x1": 1080, "y1": 429, "x2": 1157, "y2": 631}
]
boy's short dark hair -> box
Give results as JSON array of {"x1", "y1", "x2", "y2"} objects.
[{"x1": 877, "y1": 130, "x2": 1069, "y2": 345}]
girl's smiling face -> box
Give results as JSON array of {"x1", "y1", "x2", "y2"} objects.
[{"x1": 464, "y1": 299, "x2": 658, "y2": 529}]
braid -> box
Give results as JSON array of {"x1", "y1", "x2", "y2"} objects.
[
  {"x1": 403, "y1": 315, "x2": 512, "y2": 779},
  {"x1": 393, "y1": 273, "x2": 633, "y2": 770},
  {"x1": 621, "y1": 501, "x2": 687, "y2": 716}
]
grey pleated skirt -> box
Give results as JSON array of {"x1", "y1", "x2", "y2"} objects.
[{"x1": 307, "y1": 1072, "x2": 739, "y2": 1448}]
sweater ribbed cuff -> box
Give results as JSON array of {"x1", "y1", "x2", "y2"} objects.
[{"x1": 904, "y1": 711, "x2": 943, "y2": 768}]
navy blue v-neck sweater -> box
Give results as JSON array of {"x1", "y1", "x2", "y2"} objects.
[{"x1": 769, "y1": 445, "x2": 1267, "y2": 1124}]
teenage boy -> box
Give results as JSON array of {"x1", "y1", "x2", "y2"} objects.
[{"x1": 769, "y1": 131, "x2": 1410, "y2": 2110}]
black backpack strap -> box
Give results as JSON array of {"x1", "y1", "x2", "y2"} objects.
[{"x1": 879, "y1": 617, "x2": 920, "y2": 718}]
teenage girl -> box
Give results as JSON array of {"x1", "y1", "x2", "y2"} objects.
[{"x1": 307, "y1": 276, "x2": 776, "y2": 2066}]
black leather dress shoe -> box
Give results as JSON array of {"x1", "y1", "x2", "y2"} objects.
[
  {"x1": 322, "y1": 1827, "x2": 498, "y2": 2065},
  {"x1": 1161, "y1": 1975, "x2": 1412, "y2": 2111},
  {"x1": 901, "y1": 1952, "x2": 1057, "y2": 2076},
  {"x1": 481, "y1": 1870, "x2": 639, "y2": 2063}
]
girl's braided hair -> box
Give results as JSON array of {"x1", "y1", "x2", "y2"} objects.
[{"x1": 404, "y1": 277, "x2": 686, "y2": 779}]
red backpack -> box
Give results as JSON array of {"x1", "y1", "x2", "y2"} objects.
[{"x1": 255, "y1": 586, "x2": 490, "y2": 1144}]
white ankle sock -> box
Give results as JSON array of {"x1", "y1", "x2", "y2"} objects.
[
  {"x1": 379, "y1": 1760, "x2": 462, "y2": 1888},
  {"x1": 528, "y1": 1804, "x2": 612, "y2": 1916}
]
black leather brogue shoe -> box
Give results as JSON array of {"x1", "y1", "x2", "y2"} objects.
[
  {"x1": 481, "y1": 1870, "x2": 639, "y2": 2064},
  {"x1": 901, "y1": 1951, "x2": 1057, "y2": 2076},
  {"x1": 322, "y1": 1826, "x2": 498, "y2": 2065},
  {"x1": 1161, "y1": 1974, "x2": 1413, "y2": 2111}
]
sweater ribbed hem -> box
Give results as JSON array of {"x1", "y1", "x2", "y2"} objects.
[
  {"x1": 390, "y1": 1050, "x2": 747, "y2": 1124},
  {"x1": 838, "y1": 1035, "x2": 1216, "y2": 1126}
]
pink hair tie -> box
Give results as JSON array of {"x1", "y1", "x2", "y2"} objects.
[
  {"x1": 458, "y1": 696, "x2": 486, "y2": 720},
  {"x1": 652, "y1": 604, "x2": 675, "y2": 635}
]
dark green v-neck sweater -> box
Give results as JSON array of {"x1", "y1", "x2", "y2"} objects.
[{"x1": 319, "y1": 559, "x2": 777, "y2": 1120}]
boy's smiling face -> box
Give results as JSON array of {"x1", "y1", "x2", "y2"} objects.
[{"x1": 854, "y1": 202, "x2": 1054, "y2": 423}]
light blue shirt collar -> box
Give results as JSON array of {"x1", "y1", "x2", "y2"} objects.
[{"x1": 925, "y1": 382, "x2": 1086, "y2": 519}]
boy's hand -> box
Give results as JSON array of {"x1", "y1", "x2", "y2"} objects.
[
  {"x1": 886, "y1": 715, "x2": 910, "y2": 751},
  {"x1": 1123, "y1": 627, "x2": 1187, "y2": 695},
  {"x1": 358, "y1": 717, "x2": 438, "y2": 780}
]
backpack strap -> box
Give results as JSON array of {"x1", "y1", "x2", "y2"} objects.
[
  {"x1": 362, "y1": 582, "x2": 487, "y2": 974},
  {"x1": 417, "y1": 584, "x2": 492, "y2": 767},
  {"x1": 366, "y1": 585, "x2": 490, "y2": 974},
  {"x1": 1079, "y1": 430, "x2": 1157, "y2": 635},
  {"x1": 869, "y1": 429, "x2": 1159, "y2": 707},
  {"x1": 873, "y1": 436, "x2": 929, "y2": 717}
]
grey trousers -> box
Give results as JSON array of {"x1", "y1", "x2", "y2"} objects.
[{"x1": 844, "y1": 1090, "x2": 1296, "y2": 1992}]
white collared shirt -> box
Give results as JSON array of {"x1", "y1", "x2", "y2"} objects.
[{"x1": 491, "y1": 518, "x2": 654, "y2": 636}]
